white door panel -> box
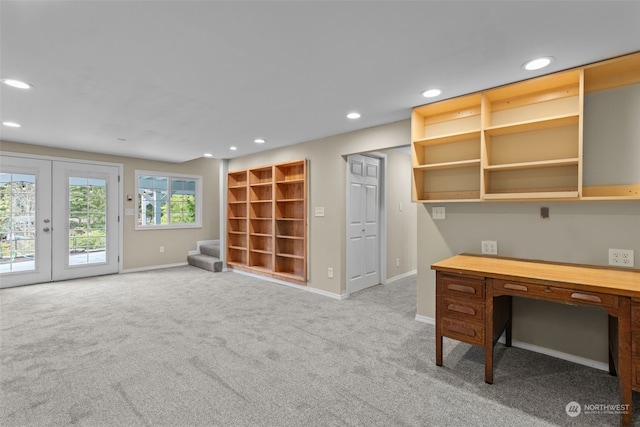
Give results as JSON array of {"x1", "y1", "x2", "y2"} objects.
[
  {"x1": 0, "y1": 156, "x2": 52, "y2": 287},
  {"x1": 52, "y1": 162, "x2": 119, "y2": 281},
  {"x1": 347, "y1": 154, "x2": 381, "y2": 294}
]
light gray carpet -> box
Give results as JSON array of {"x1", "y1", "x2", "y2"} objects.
[{"x1": 1, "y1": 266, "x2": 638, "y2": 426}]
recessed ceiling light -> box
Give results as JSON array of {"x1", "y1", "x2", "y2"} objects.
[
  {"x1": 1, "y1": 79, "x2": 33, "y2": 89},
  {"x1": 203, "y1": 153, "x2": 213, "y2": 158},
  {"x1": 421, "y1": 88, "x2": 442, "y2": 98},
  {"x1": 229, "y1": 146, "x2": 237, "y2": 151},
  {"x1": 254, "y1": 138, "x2": 266, "y2": 144},
  {"x1": 2, "y1": 121, "x2": 21, "y2": 128},
  {"x1": 523, "y1": 56, "x2": 555, "y2": 71},
  {"x1": 347, "y1": 112, "x2": 361, "y2": 119}
]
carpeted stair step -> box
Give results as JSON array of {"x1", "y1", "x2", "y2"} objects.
[
  {"x1": 199, "y1": 243, "x2": 220, "y2": 258},
  {"x1": 187, "y1": 253, "x2": 223, "y2": 272}
]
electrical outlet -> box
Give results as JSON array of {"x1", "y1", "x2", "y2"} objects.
[
  {"x1": 160, "y1": 246, "x2": 164, "y2": 253},
  {"x1": 328, "y1": 267, "x2": 333, "y2": 278},
  {"x1": 432, "y1": 207, "x2": 446, "y2": 220},
  {"x1": 481, "y1": 240, "x2": 498, "y2": 255},
  {"x1": 609, "y1": 249, "x2": 634, "y2": 267},
  {"x1": 396, "y1": 258, "x2": 400, "y2": 267}
]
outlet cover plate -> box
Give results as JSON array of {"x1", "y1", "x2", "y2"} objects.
[
  {"x1": 432, "y1": 207, "x2": 446, "y2": 220},
  {"x1": 481, "y1": 240, "x2": 498, "y2": 255},
  {"x1": 609, "y1": 249, "x2": 634, "y2": 267}
]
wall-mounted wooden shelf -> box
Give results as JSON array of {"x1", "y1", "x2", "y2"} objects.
[
  {"x1": 411, "y1": 52, "x2": 640, "y2": 202},
  {"x1": 226, "y1": 160, "x2": 307, "y2": 285}
]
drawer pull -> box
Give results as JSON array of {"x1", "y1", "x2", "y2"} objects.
[
  {"x1": 447, "y1": 304, "x2": 476, "y2": 316},
  {"x1": 447, "y1": 284, "x2": 476, "y2": 295},
  {"x1": 570, "y1": 292, "x2": 602, "y2": 303},
  {"x1": 503, "y1": 283, "x2": 528, "y2": 292},
  {"x1": 446, "y1": 324, "x2": 476, "y2": 337}
]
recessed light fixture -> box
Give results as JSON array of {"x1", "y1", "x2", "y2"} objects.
[
  {"x1": 203, "y1": 153, "x2": 213, "y2": 158},
  {"x1": 346, "y1": 112, "x2": 361, "y2": 119},
  {"x1": 421, "y1": 88, "x2": 442, "y2": 98},
  {"x1": 1, "y1": 78, "x2": 33, "y2": 89},
  {"x1": 254, "y1": 138, "x2": 266, "y2": 144},
  {"x1": 2, "y1": 121, "x2": 21, "y2": 128},
  {"x1": 229, "y1": 146, "x2": 237, "y2": 151},
  {"x1": 523, "y1": 56, "x2": 555, "y2": 71}
]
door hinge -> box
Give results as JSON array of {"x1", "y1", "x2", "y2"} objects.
[
  {"x1": 118, "y1": 215, "x2": 120, "y2": 222},
  {"x1": 118, "y1": 175, "x2": 121, "y2": 182}
]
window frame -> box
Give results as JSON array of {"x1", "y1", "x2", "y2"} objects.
[{"x1": 134, "y1": 170, "x2": 202, "y2": 230}]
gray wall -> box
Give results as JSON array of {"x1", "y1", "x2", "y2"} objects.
[{"x1": 417, "y1": 200, "x2": 640, "y2": 363}]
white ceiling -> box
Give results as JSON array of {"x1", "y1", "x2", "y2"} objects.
[{"x1": 1, "y1": 1, "x2": 639, "y2": 163}]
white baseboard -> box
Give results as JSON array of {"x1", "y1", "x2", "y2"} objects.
[
  {"x1": 498, "y1": 336, "x2": 609, "y2": 372},
  {"x1": 415, "y1": 315, "x2": 608, "y2": 372},
  {"x1": 386, "y1": 269, "x2": 417, "y2": 283},
  {"x1": 415, "y1": 314, "x2": 435, "y2": 325},
  {"x1": 229, "y1": 269, "x2": 347, "y2": 300},
  {"x1": 123, "y1": 261, "x2": 188, "y2": 273}
]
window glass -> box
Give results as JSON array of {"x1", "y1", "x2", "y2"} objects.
[{"x1": 135, "y1": 171, "x2": 201, "y2": 229}]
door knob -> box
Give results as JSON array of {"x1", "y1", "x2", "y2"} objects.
[
  {"x1": 43, "y1": 227, "x2": 50, "y2": 232},
  {"x1": 44, "y1": 219, "x2": 50, "y2": 223}
]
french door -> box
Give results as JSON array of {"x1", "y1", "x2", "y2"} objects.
[{"x1": 0, "y1": 155, "x2": 120, "y2": 288}]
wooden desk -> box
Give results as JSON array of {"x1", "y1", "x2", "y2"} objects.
[{"x1": 432, "y1": 254, "x2": 640, "y2": 426}]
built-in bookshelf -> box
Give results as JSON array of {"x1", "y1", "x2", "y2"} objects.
[
  {"x1": 411, "y1": 52, "x2": 640, "y2": 202},
  {"x1": 226, "y1": 159, "x2": 307, "y2": 284}
]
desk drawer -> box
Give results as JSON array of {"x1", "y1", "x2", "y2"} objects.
[
  {"x1": 440, "y1": 317, "x2": 485, "y2": 346},
  {"x1": 439, "y1": 274, "x2": 485, "y2": 300},
  {"x1": 442, "y1": 296, "x2": 484, "y2": 322},
  {"x1": 493, "y1": 279, "x2": 618, "y2": 309}
]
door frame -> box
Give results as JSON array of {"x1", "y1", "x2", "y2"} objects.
[
  {"x1": 1, "y1": 152, "x2": 124, "y2": 281},
  {"x1": 345, "y1": 152, "x2": 387, "y2": 295}
]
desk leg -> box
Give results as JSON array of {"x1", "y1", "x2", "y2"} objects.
[
  {"x1": 485, "y1": 282, "x2": 494, "y2": 384},
  {"x1": 609, "y1": 315, "x2": 618, "y2": 376},
  {"x1": 436, "y1": 330, "x2": 443, "y2": 366},
  {"x1": 618, "y1": 298, "x2": 632, "y2": 426}
]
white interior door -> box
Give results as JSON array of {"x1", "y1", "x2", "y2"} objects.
[
  {"x1": 0, "y1": 156, "x2": 52, "y2": 287},
  {"x1": 52, "y1": 161, "x2": 119, "y2": 281},
  {"x1": 0, "y1": 156, "x2": 120, "y2": 288},
  {"x1": 347, "y1": 154, "x2": 381, "y2": 294}
]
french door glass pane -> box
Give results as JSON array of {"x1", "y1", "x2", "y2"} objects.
[
  {"x1": 0, "y1": 172, "x2": 37, "y2": 273},
  {"x1": 69, "y1": 177, "x2": 107, "y2": 266}
]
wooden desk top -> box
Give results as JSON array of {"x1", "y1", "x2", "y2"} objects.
[{"x1": 432, "y1": 254, "x2": 640, "y2": 297}]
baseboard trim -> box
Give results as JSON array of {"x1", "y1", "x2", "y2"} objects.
[
  {"x1": 415, "y1": 314, "x2": 435, "y2": 325},
  {"x1": 230, "y1": 269, "x2": 347, "y2": 300},
  {"x1": 415, "y1": 314, "x2": 608, "y2": 372},
  {"x1": 499, "y1": 337, "x2": 609, "y2": 372},
  {"x1": 386, "y1": 270, "x2": 417, "y2": 284},
  {"x1": 123, "y1": 262, "x2": 188, "y2": 273}
]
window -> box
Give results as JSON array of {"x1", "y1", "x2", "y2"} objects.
[{"x1": 135, "y1": 171, "x2": 202, "y2": 230}]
